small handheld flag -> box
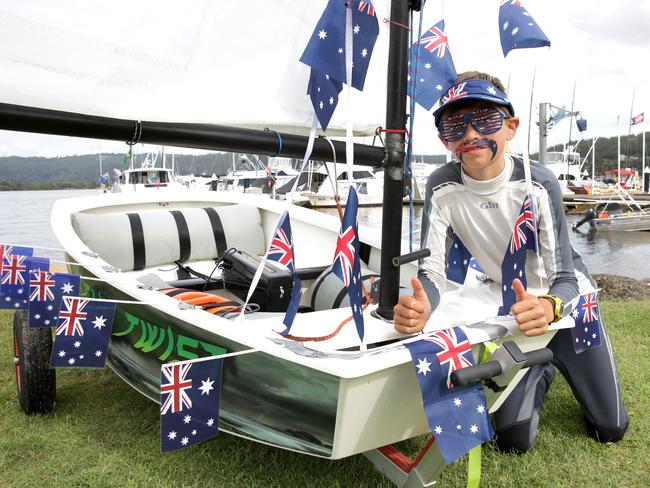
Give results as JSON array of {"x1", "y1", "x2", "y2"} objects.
[
  {"x1": 499, "y1": 194, "x2": 537, "y2": 315},
  {"x1": 332, "y1": 186, "x2": 364, "y2": 341},
  {"x1": 266, "y1": 210, "x2": 302, "y2": 336},
  {"x1": 50, "y1": 297, "x2": 116, "y2": 368},
  {"x1": 160, "y1": 357, "x2": 223, "y2": 452},
  {"x1": 498, "y1": 0, "x2": 550, "y2": 57},
  {"x1": 408, "y1": 20, "x2": 457, "y2": 111}
]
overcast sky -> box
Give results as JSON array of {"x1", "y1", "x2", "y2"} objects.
[{"x1": 0, "y1": 0, "x2": 647, "y2": 159}]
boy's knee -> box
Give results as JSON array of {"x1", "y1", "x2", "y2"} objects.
[
  {"x1": 493, "y1": 412, "x2": 540, "y2": 454},
  {"x1": 584, "y1": 416, "x2": 629, "y2": 443}
]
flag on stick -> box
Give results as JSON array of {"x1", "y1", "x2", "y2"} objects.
[
  {"x1": 499, "y1": 194, "x2": 537, "y2": 315},
  {"x1": 332, "y1": 187, "x2": 364, "y2": 341},
  {"x1": 267, "y1": 210, "x2": 302, "y2": 336},
  {"x1": 408, "y1": 20, "x2": 457, "y2": 111}
]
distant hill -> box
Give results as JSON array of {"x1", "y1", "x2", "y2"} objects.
[{"x1": 0, "y1": 150, "x2": 447, "y2": 187}]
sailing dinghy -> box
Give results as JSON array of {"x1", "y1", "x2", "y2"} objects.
[{"x1": 0, "y1": 0, "x2": 571, "y2": 484}]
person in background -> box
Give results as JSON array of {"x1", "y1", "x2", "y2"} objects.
[{"x1": 394, "y1": 71, "x2": 629, "y2": 451}]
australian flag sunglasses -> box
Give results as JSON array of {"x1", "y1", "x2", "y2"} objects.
[{"x1": 438, "y1": 108, "x2": 510, "y2": 142}]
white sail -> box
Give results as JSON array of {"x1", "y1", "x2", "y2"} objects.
[{"x1": 0, "y1": 0, "x2": 393, "y2": 135}]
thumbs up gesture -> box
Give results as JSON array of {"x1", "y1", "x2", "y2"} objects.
[
  {"x1": 510, "y1": 279, "x2": 554, "y2": 336},
  {"x1": 394, "y1": 277, "x2": 432, "y2": 334}
]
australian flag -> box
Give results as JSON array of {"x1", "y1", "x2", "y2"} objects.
[
  {"x1": 300, "y1": 0, "x2": 379, "y2": 91},
  {"x1": 29, "y1": 272, "x2": 80, "y2": 328},
  {"x1": 267, "y1": 210, "x2": 302, "y2": 336},
  {"x1": 0, "y1": 244, "x2": 34, "y2": 303},
  {"x1": 446, "y1": 234, "x2": 472, "y2": 285},
  {"x1": 332, "y1": 186, "x2": 364, "y2": 341},
  {"x1": 50, "y1": 297, "x2": 116, "y2": 368},
  {"x1": 0, "y1": 254, "x2": 39, "y2": 310},
  {"x1": 405, "y1": 327, "x2": 494, "y2": 464},
  {"x1": 571, "y1": 291, "x2": 602, "y2": 353},
  {"x1": 498, "y1": 0, "x2": 550, "y2": 57},
  {"x1": 499, "y1": 194, "x2": 537, "y2": 315},
  {"x1": 408, "y1": 20, "x2": 457, "y2": 111},
  {"x1": 308, "y1": 69, "x2": 343, "y2": 131},
  {"x1": 160, "y1": 357, "x2": 223, "y2": 452}
]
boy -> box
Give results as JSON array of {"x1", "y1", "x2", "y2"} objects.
[{"x1": 394, "y1": 72, "x2": 629, "y2": 451}]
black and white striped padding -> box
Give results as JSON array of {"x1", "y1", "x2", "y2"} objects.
[{"x1": 71, "y1": 204, "x2": 265, "y2": 271}]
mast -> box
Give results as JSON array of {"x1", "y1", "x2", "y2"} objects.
[
  {"x1": 538, "y1": 102, "x2": 548, "y2": 165},
  {"x1": 567, "y1": 80, "x2": 576, "y2": 180},
  {"x1": 628, "y1": 86, "x2": 636, "y2": 136},
  {"x1": 375, "y1": 0, "x2": 411, "y2": 320},
  {"x1": 617, "y1": 114, "x2": 621, "y2": 187}
]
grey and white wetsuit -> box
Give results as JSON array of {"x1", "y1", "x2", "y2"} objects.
[{"x1": 419, "y1": 154, "x2": 629, "y2": 451}]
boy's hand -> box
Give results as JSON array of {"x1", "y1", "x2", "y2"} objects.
[
  {"x1": 393, "y1": 277, "x2": 432, "y2": 334},
  {"x1": 511, "y1": 279, "x2": 554, "y2": 336}
]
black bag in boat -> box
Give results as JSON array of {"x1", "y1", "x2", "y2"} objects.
[{"x1": 220, "y1": 250, "x2": 293, "y2": 313}]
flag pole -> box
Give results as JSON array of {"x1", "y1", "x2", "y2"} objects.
[
  {"x1": 526, "y1": 65, "x2": 537, "y2": 158},
  {"x1": 617, "y1": 114, "x2": 621, "y2": 187},
  {"x1": 628, "y1": 86, "x2": 636, "y2": 136}
]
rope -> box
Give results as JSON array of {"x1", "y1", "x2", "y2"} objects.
[
  {"x1": 283, "y1": 277, "x2": 375, "y2": 343},
  {"x1": 383, "y1": 18, "x2": 410, "y2": 31},
  {"x1": 283, "y1": 301, "x2": 372, "y2": 343}
]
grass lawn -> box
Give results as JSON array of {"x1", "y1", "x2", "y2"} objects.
[{"x1": 1, "y1": 301, "x2": 648, "y2": 487}]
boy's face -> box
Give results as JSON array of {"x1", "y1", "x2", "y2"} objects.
[{"x1": 437, "y1": 101, "x2": 519, "y2": 177}]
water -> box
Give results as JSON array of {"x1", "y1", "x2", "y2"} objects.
[
  {"x1": 1, "y1": 190, "x2": 649, "y2": 279},
  {"x1": 0, "y1": 189, "x2": 97, "y2": 261},
  {"x1": 322, "y1": 206, "x2": 650, "y2": 280}
]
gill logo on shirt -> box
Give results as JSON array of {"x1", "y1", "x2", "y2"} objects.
[{"x1": 480, "y1": 201, "x2": 499, "y2": 209}]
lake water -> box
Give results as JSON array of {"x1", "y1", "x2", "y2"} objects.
[{"x1": 1, "y1": 189, "x2": 649, "y2": 279}]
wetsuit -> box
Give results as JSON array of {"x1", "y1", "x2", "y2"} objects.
[{"x1": 419, "y1": 154, "x2": 629, "y2": 451}]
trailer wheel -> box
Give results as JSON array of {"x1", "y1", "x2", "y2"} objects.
[{"x1": 13, "y1": 310, "x2": 56, "y2": 414}]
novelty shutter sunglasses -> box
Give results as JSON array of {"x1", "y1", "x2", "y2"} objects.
[{"x1": 438, "y1": 108, "x2": 509, "y2": 142}]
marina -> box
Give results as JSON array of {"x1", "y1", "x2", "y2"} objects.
[{"x1": 2, "y1": 189, "x2": 649, "y2": 280}]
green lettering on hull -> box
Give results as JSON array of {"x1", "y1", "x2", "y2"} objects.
[{"x1": 81, "y1": 280, "x2": 226, "y2": 361}]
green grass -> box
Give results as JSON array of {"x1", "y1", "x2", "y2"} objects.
[{"x1": 1, "y1": 302, "x2": 649, "y2": 487}]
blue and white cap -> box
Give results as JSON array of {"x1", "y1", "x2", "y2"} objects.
[{"x1": 433, "y1": 79, "x2": 515, "y2": 126}]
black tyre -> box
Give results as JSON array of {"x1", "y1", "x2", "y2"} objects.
[{"x1": 13, "y1": 310, "x2": 56, "y2": 414}]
